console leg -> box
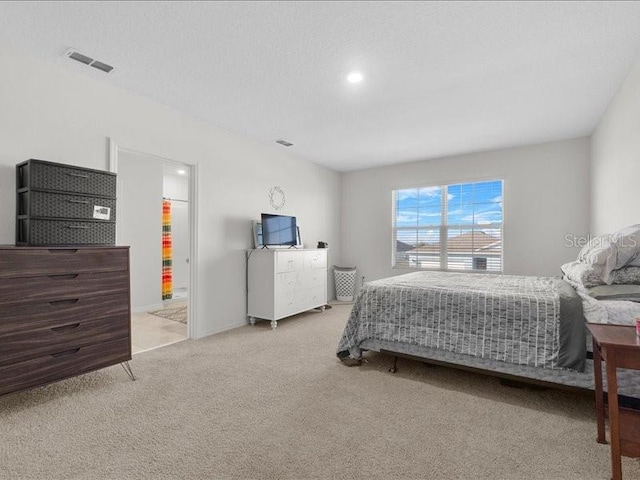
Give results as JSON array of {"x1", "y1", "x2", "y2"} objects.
[{"x1": 270, "y1": 320, "x2": 278, "y2": 330}]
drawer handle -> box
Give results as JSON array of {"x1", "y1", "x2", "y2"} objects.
[
  {"x1": 48, "y1": 249, "x2": 78, "y2": 254},
  {"x1": 51, "y1": 323, "x2": 81, "y2": 332},
  {"x1": 49, "y1": 299, "x2": 79, "y2": 306},
  {"x1": 67, "y1": 199, "x2": 89, "y2": 204},
  {"x1": 48, "y1": 274, "x2": 79, "y2": 280},
  {"x1": 68, "y1": 173, "x2": 89, "y2": 178},
  {"x1": 66, "y1": 225, "x2": 90, "y2": 229},
  {"x1": 51, "y1": 348, "x2": 80, "y2": 358}
]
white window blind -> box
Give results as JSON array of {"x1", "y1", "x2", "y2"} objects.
[{"x1": 393, "y1": 180, "x2": 503, "y2": 272}]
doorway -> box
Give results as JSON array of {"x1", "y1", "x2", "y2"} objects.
[{"x1": 109, "y1": 140, "x2": 196, "y2": 354}]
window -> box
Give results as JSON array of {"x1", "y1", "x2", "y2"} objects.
[{"x1": 393, "y1": 180, "x2": 503, "y2": 272}]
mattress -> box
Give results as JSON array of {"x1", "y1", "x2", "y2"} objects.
[{"x1": 337, "y1": 271, "x2": 586, "y2": 371}]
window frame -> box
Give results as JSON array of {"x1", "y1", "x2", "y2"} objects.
[{"x1": 392, "y1": 179, "x2": 504, "y2": 273}]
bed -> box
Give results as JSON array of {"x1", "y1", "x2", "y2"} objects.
[
  {"x1": 337, "y1": 271, "x2": 586, "y2": 373},
  {"x1": 336, "y1": 225, "x2": 640, "y2": 401}
]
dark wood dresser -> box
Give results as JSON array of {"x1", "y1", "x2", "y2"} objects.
[{"x1": 0, "y1": 245, "x2": 131, "y2": 396}]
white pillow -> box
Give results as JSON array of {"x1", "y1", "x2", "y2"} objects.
[
  {"x1": 561, "y1": 261, "x2": 605, "y2": 288},
  {"x1": 577, "y1": 224, "x2": 640, "y2": 284}
]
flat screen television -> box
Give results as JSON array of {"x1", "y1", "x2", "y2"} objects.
[{"x1": 261, "y1": 213, "x2": 297, "y2": 246}]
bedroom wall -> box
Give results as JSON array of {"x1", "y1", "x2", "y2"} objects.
[
  {"x1": 341, "y1": 138, "x2": 590, "y2": 283},
  {"x1": 591, "y1": 61, "x2": 640, "y2": 235},
  {"x1": 0, "y1": 42, "x2": 342, "y2": 338}
]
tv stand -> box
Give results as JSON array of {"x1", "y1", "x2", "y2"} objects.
[{"x1": 247, "y1": 248, "x2": 327, "y2": 329}]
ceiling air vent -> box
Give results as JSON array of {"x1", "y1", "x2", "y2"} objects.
[
  {"x1": 63, "y1": 48, "x2": 114, "y2": 73},
  {"x1": 276, "y1": 139, "x2": 293, "y2": 147}
]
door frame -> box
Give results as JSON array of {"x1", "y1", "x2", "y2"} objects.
[{"x1": 108, "y1": 138, "x2": 198, "y2": 340}]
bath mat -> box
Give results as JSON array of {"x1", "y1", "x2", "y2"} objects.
[{"x1": 149, "y1": 305, "x2": 187, "y2": 324}]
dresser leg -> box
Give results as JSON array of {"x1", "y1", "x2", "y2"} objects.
[
  {"x1": 121, "y1": 361, "x2": 136, "y2": 381},
  {"x1": 270, "y1": 320, "x2": 278, "y2": 330},
  {"x1": 249, "y1": 316, "x2": 256, "y2": 326}
]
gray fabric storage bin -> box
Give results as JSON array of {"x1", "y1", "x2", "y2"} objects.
[
  {"x1": 17, "y1": 190, "x2": 116, "y2": 222},
  {"x1": 15, "y1": 159, "x2": 117, "y2": 246},
  {"x1": 17, "y1": 159, "x2": 117, "y2": 197},
  {"x1": 17, "y1": 218, "x2": 116, "y2": 245}
]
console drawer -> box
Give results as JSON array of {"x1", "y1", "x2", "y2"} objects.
[
  {"x1": 0, "y1": 337, "x2": 130, "y2": 396},
  {"x1": 0, "y1": 247, "x2": 128, "y2": 278},
  {"x1": 0, "y1": 271, "x2": 129, "y2": 306},
  {"x1": 0, "y1": 315, "x2": 129, "y2": 366},
  {"x1": 0, "y1": 293, "x2": 130, "y2": 336}
]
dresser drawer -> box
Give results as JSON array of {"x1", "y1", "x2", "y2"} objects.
[
  {"x1": 275, "y1": 270, "x2": 325, "y2": 293},
  {"x1": 0, "y1": 247, "x2": 128, "y2": 278},
  {"x1": 275, "y1": 286, "x2": 326, "y2": 319},
  {"x1": 275, "y1": 271, "x2": 300, "y2": 292},
  {"x1": 17, "y1": 159, "x2": 117, "y2": 197},
  {"x1": 300, "y1": 286, "x2": 327, "y2": 310},
  {"x1": 0, "y1": 292, "x2": 129, "y2": 336},
  {"x1": 17, "y1": 190, "x2": 116, "y2": 221},
  {"x1": 298, "y1": 270, "x2": 326, "y2": 290},
  {"x1": 304, "y1": 250, "x2": 327, "y2": 270},
  {"x1": 0, "y1": 337, "x2": 130, "y2": 396},
  {"x1": 0, "y1": 271, "x2": 129, "y2": 306},
  {"x1": 276, "y1": 251, "x2": 304, "y2": 273},
  {"x1": 0, "y1": 315, "x2": 129, "y2": 366}
]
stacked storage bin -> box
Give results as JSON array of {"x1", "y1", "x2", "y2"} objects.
[{"x1": 16, "y1": 159, "x2": 117, "y2": 245}]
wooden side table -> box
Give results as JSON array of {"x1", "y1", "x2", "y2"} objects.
[{"x1": 587, "y1": 323, "x2": 640, "y2": 480}]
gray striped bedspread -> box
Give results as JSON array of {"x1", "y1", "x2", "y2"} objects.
[{"x1": 337, "y1": 271, "x2": 586, "y2": 371}]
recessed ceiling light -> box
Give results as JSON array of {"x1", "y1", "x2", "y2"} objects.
[
  {"x1": 347, "y1": 71, "x2": 364, "y2": 84},
  {"x1": 177, "y1": 169, "x2": 186, "y2": 175}
]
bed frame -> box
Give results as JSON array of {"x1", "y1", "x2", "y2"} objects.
[{"x1": 379, "y1": 348, "x2": 640, "y2": 410}]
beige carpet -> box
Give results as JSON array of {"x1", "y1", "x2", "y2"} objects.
[{"x1": 1, "y1": 304, "x2": 639, "y2": 480}]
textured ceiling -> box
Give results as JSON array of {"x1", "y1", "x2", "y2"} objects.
[{"x1": 1, "y1": 1, "x2": 640, "y2": 171}]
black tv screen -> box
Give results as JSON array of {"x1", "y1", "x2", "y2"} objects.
[{"x1": 261, "y1": 213, "x2": 297, "y2": 246}]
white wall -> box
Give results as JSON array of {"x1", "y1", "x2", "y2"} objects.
[
  {"x1": 118, "y1": 151, "x2": 163, "y2": 312},
  {"x1": 591, "y1": 61, "x2": 640, "y2": 235},
  {"x1": 341, "y1": 138, "x2": 590, "y2": 282},
  {"x1": 164, "y1": 172, "x2": 189, "y2": 201},
  {"x1": 0, "y1": 43, "x2": 342, "y2": 338}
]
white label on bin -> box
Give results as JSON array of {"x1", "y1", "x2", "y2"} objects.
[{"x1": 93, "y1": 205, "x2": 111, "y2": 220}]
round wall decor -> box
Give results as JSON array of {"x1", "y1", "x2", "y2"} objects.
[{"x1": 269, "y1": 186, "x2": 286, "y2": 210}]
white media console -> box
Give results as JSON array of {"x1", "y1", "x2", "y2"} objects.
[{"x1": 247, "y1": 248, "x2": 327, "y2": 329}]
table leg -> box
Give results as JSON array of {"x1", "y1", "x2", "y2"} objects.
[
  {"x1": 606, "y1": 350, "x2": 622, "y2": 480},
  {"x1": 593, "y1": 339, "x2": 606, "y2": 444}
]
